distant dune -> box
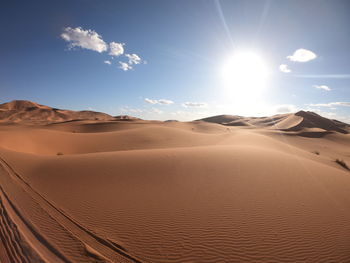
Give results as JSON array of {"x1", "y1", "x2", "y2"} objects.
[
  {"x1": 0, "y1": 100, "x2": 114, "y2": 123},
  {"x1": 198, "y1": 111, "x2": 350, "y2": 134},
  {"x1": 0, "y1": 100, "x2": 350, "y2": 263}
]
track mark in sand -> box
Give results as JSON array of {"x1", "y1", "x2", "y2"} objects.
[
  {"x1": 0, "y1": 197, "x2": 31, "y2": 263},
  {"x1": 84, "y1": 243, "x2": 111, "y2": 262},
  {"x1": 0, "y1": 157, "x2": 143, "y2": 263},
  {"x1": 0, "y1": 170, "x2": 68, "y2": 263}
]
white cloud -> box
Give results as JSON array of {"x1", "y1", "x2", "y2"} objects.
[
  {"x1": 144, "y1": 98, "x2": 174, "y2": 105},
  {"x1": 182, "y1": 102, "x2": 207, "y2": 108},
  {"x1": 295, "y1": 74, "x2": 350, "y2": 79},
  {"x1": 61, "y1": 27, "x2": 107, "y2": 53},
  {"x1": 313, "y1": 85, "x2": 331, "y2": 91},
  {"x1": 309, "y1": 102, "x2": 350, "y2": 107},
  {"x1": 125, "y1": 53, "x2": 141, "y2": 64},
  {"x1": 119, "y1": 62, "x2": 132, "y2": 71},
  {"x1": 279, "y1": 64, "x2": 291, "y2": 73},
  {"x1": 158, "y1": 99, "x2": 174, "y2": 105},
  {"x1": 61, "y1": 27, "x2": 146, "y2": 71},
  {"x1": 275, "y1": 104, "x2": 297, "y2": 113},
  {"x1": 109, "y1": 42, "x2": 124, "y2": 56},
  {"x1": 144, "y1": 98, "x2": 157, "y2": 104},
  {"x1": 287, "y1": 48, "x2": 317, "y2": 62}
]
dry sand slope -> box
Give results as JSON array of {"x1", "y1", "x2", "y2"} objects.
[{"x1": 1, "y1": 101, "x2": 350, "y2": 263}]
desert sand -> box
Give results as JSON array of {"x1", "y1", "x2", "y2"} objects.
[{"x1": 0, "y1": 100, "x2": 350, "y2": 263}]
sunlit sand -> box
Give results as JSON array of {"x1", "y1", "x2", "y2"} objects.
[{"x1": 1, "y1": 100, "x2": 349, "y2": 262}]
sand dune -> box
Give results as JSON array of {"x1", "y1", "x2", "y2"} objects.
[
  {"x1": 0, "y1": 100, "x2": 114, "y2": 123},
  {"x1": 199, "y1": 111, "x2": 350, "y2": 134},
  {"x1": 0, "y1": 100, "x2": 350, "y2": 262},
  {"x1": 198, "y1": 115, "x2": 243, "y2": 124}
]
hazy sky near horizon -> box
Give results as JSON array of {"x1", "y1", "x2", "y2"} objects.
[{"x1": 1, "y1": 0, "x2": 350, "y2": 121}]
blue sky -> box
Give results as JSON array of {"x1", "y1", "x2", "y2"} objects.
[{"x1": 1, "y1": 0, "x2": 350, "y2": 122}]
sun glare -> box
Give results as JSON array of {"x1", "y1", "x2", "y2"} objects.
[{"x1": 221, "y1": 51, "x2": 270, "y2": 103}]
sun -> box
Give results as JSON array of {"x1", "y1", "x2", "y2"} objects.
[{"x1": 221, "y1": 51, "x2": 270, "y2": 103}]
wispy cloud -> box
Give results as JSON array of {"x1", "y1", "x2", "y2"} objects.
[
  {"x1": 279, "y1": 64, "x2": 291, "y2": 73},
  {"x1": 125, "y1": 54, "x2": 141, "y2": 65},
  {"x1": 119, "y1": 62, "x2": 132, "y2": 71},
  {"x1": 182, "y1": 102, "x2": 207, "y2": 108},
  {"x1": 309, "y1": 102, "x2": 350, "y2": 107},
  {"x1": 117, "y1": 53, "x2": 142, "y2": 72},
  {"x1": 287, "y1": 48, "x2": 317, "y2": 62},
  {"x1": 313, "y1": 85, "x2": 331, "y2": 91},
  {"x1": 104, "y1": 60, "x2": 111, "y2": 65},
  {"x1": 145, "y1": 98, "x2": 174, "y2": 105},
  {"x1": 61, "y1": 27, "x2": 107, "y2": 53},
  {"x1": 144, "y1": 98, "x2": 157, "y2": 104},
  {"x1": 295, "y1": 74, "x2": 350, "y2": 79},
  {"x1": 109, "y1": 42, "x2": 124, "y2": 56},
  {"x1": 158, "y1": 99, "x2": 174, "y2": 105}
]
